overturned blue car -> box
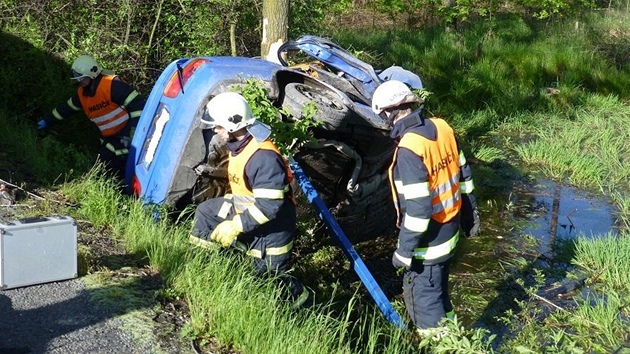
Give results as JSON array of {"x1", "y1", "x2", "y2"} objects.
[{"x1": 125, "y1": 35, "x2": 422, "y2": 241}]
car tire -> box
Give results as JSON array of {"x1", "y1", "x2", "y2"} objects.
[
  {"x1": 293, "y1": 146, "x2": 395, "y2": 243},
  {"x1": 283, "y1": 83, "x2": 351, "y2": 130}
]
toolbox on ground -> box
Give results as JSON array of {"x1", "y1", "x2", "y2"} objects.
[{"x1": 0, "y1": 216, "x2": 78, "y2": 290}]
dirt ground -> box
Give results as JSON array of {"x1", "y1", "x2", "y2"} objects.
[
  {"x1": 0, "y1": 167, "x2": 199, "y2": 353},
  {"x1": 73, "y1": 216, "x2": 238, "y2": 353}
]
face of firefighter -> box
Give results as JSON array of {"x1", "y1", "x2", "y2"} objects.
[
  {"x1": 385, "y1": 106, "x2": 413, "y2": 125},
  {"x1": 383, "y1": 108, "x2": 397, "y2": 125},
  {"x1": 214, "y1": 125, "x2": 248, "y2": 142},
  {"x1": 213, "y1": 125, "x2": 230, "y2": 142},
  {"x1": 73, "y1": 76, "x2": 91, "y2": 88}
]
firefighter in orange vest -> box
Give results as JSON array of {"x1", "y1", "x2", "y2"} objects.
[
  {"x1": 371, "y1": 80, "x2": 480, "y2": 334},
  {"x1": 38, "y1": 55, "x2": 146, "y2": 180},
  {"x1": 189, "y1": 92, "x2": 310, "y2": 308}
]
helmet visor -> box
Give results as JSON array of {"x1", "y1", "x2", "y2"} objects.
[
  {"x1": 246, "y1": 121, "x2": 271, "y2": 142},
  {"x1": 71, "y1": 70, "x2": 88, "y2": 81},
  {"x1": 200, "y1": 109, "x2": 216, "y2": 127}
]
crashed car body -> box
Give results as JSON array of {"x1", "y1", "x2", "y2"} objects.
[{"x1": 125, "y1": 35, "x2": 422, "y2": 241}]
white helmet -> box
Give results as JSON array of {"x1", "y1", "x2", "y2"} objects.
[
  {"x1": 371, "y1": 79, "x2": 421, "y2": 114},
  {"x1": 71, "y1": 55, "x2": 102, "y2": 80},
  {"x1": 201, "y1": 92, "x2": 256, "y2": 133}
]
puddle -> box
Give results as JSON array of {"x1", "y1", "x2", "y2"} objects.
[
  {"x1": 520, "y1": 179, "x2": 617, "y2": 257},
  {"x1": 302, "y1": 161, "x2": 620, "y2": 335},
  {"x1": 449, "y1": 175, "x2": 619, "y2": 332}
]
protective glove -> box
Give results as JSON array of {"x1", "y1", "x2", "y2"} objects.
[
  {"x1": 461, "y1": 208, "x2": 481, "y2": 238},
  {"x1": 37, "y1": 119, "x2": 48, "y2": 130},
  {"x1": 210, "y1": 216, "x2": 243, "y2": 247},
  {"x1": 391, "y1": 251, "x2": 412, "y2": 270},
  {"x1": 194, "y1": 164, "x2": 210, "y2": 176}
]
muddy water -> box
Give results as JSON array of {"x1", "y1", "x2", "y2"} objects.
[
  {"x1": 449, "y1": 176, "x2": 618, "y2": 330},
  {"x1": 313, "y1": 169, "x2": 619, "y2": 334},
  {"x1": 520, "y1": 178, "x2": 617, "y2": 257}
]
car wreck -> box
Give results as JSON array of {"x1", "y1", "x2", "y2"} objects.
[{"x1": 125, "y1": 35, "x2": 423, "y2": 242}]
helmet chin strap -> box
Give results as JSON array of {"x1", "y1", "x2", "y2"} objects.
[
  {"x1": 382, "y1": 109, "x2": 402, "y2": 129},
  {"x1": 388, "y1": 106, "x2": 424, "y2": 127},
  {"x1": 389, "y1": 109, "x2": 402, "y2": 123}
]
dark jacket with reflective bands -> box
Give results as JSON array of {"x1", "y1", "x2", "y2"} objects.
[
  {"x1": 44, "y1": 74, "x2": 145, "y2": 137},
  {"x1": 227, "y1": 136, "x2": 295, "y2": 250},
  {"x1": 388, "y1": 109, "x2": 475, "y2": 266}
]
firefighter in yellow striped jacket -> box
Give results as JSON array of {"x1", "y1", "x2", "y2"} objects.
[
  {"x1": 38, "y1": 55, "x2": 145, "y2": 180},
  {"x1": 189, "y1": 92, "x2": 310, "y2": 309},
  {"x1": 371, "y1": 80, "x2": 480, "y2": 333}
]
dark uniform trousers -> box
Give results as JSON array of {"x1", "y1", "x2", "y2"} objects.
[
  {"x1": 403, "y1": 260, "x2": 453, "y2": 329},
  {"x1": 192, "y1": 195, "x2": 305, "y2": 302},
  {"x1": 98, "y1": 118, "x2": 137, "y2": 180}
]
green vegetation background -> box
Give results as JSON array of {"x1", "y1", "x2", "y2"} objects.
[{"x1": 1, "y1": 0, "x2": 630, "y2": 352}]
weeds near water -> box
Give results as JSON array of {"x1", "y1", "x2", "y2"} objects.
[
  {"x1": 609, "y1": 190, "x2": 630, "y2": 230},
  {"x1": 493, "y1": 231, "x2": 630, "y2": 352},
  {"x1": 5, "y1": 6, "x2": 630, "y2": 354},
  {"x1": 417, "y1": 317, "x2": 497, "y2": 354},
  {"x1": 510, "y1": 95, "x2": 630, "y2": 219},
  {"x1": 572, "y1": 232, "x2": 630, "y2": 294}
]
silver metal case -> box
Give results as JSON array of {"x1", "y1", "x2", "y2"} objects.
[{"x1": 1, "y1": 216, "x2": 78, "y2": 290}]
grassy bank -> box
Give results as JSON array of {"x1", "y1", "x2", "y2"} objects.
[
  {"x1": 2, "y1": 5, "x2": 630, "y2": 353},
  {"x1": 55, "y1": 168, "x2": 422, "y2": 354}
]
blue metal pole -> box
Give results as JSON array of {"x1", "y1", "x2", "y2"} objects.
[{"x1": 290, "y1": 158, "x2": 406, "y2": 329}]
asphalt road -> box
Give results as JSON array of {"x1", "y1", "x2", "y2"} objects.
[
  {"x1": 0, "y1": 190, "x2": 196, "y2": 354},
  {"x1": 0, "y1": 278, "x2": 153, "y2": 354}
]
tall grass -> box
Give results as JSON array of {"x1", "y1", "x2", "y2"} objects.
[
  {"x1": 509, "y1": 94, "x2": 630, "y2": 225},
  {"x1": 572, "y1": 232, "x2": 630, "y2": 293},
  {"x1": 332, "y1": 11, "x2": 630, "y2": 127},
  {"x1": 61, "y1": 168, "x2": 434, "y2": 354},
  {"x1": 570, "y1": 234, "x2": 630, "y2": 349},
  {"x1": 4, "y1": 5, "x2": 630, "y2": 353}
]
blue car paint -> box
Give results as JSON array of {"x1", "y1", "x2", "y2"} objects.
[
  {"x1": 124, "y1": 40, "x2": 423, "y2": 327},
  {"x1": 126, "y1": 37, "x2": 423, "y2": 205},
  {"x1": 125, "y1": 56, "x2": 292, "y2": 203}
]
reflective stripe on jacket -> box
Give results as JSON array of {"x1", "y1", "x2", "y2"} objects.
[
  {"x1": 389, "y1": 117, "x2": 462, "y2": 264},
  {"x1": 77, "y1": 75, "x2": 129, "y2": 137},
  {"x1": 228, "y1": 138, "x2": 293, "y2": 221},
  {"x1": 390, "y1": 118, "x2": 462, "y2": 226}
]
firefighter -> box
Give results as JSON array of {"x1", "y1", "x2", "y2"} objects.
[
  {"x1": 37, "y1": 55, "x2": 146, "y2": 180},
  {"x1": 371, "y1": 80, "x2": 481, "y2": 334},
  {"x1": 189, "y1": 92, "x2": 310, "y2": 308}
]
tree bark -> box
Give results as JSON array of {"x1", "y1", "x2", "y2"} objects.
[
  {"x1": 260, "y1": 0, "x2": 289, "y2": 60},
  {"x1": 230, "y1": 21, "x2": 237, "y2": 57}
]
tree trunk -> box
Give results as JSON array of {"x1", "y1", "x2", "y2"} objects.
[
  {"x1": 230, "y1": 21, "x2": 237, "y2": 57},
  {"x1": 260, "y1": 0, "x2": 289, "y2": 61}
]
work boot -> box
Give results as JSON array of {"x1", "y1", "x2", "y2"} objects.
[
  {"x1": 291, "y1": 286, "x2": 314, "y2": 309},
  {"x1": 188, "y1": 234, "x2": 216, "y2": 249}
]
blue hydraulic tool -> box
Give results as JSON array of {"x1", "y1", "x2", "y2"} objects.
[{"x1": 290, "y1": 158, "x2": 407, "y2": 329}]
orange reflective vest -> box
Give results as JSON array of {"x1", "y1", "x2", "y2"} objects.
[
  {"x1": 77, "y1": 75, "x2": 129, "y2": 137},
  {"x1": 389, "y1": 118, "x2": 462, "y2": 227},
  {"x1": 228, "y1": 138, "x2": 293, "y2": 213}
]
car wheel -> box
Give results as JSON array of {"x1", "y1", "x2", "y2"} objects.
[
  {"x1": 174, "y1": 132, "x2": 231, "y2": 210},
  {"x1": 293, "y1": 146, "x2": 395, "y2": 243},
  {"x1": 283, "y1": 82, "x2": 351, "y2": 130},
  {"x1": 190, "y1": 175, "x2": 230, "y2": 204}
]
